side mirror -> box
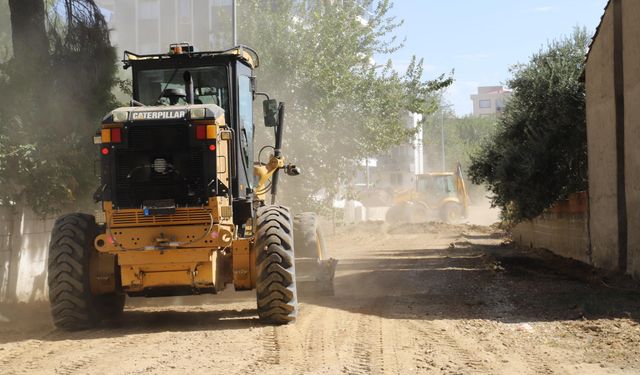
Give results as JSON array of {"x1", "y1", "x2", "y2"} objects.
[
  {"x1": 263, "y1": 99, "x2": 278, "y2": 127},
  {"x1": 250, "y1": 76, "x2": 257, "y2": 93}
]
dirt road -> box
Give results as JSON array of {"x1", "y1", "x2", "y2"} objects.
[{"x1": 2, "y1": 222, "x2": 640, "y2": 374}]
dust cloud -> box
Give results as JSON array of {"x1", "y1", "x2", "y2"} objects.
[{"x1": 466, "y1": 194, "x2": 501, "y2": 226}]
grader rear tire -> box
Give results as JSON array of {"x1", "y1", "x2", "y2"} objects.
[
  {"x1": 255, "y1": 205, "x2": 298, "y2": 324},
  {"x1": 47, "y1": 213, "x2": 122, "y2": 330},
  {"x1": 293, "y1": 212, "x2": 334, "y2": 296}
]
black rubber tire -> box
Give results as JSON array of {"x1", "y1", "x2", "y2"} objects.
[
  {"x1": 440, "y1": 202, "x2": 463, "y2": 223},
  {"x1": 254, "y1": 205, "x2": 298, "y2": 324},
  {"x1": 386, "y1": 202, "x2": 429, "y2": 224},
  {"x1": 293, "y1": 212, "x2": 327, "y2": 259},
  {"x1": 293, "y1": 212, "x2": 334, "y2": 296},
  {"x1": 47, "y1": 213, "x2": 121, "y2": 330}
]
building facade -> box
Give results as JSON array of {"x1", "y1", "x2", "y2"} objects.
[
  {"x1": 470, "y1": 86, "x2": 512, "y2": 117},
  {"x1": 585, "y1": 0, "x2": 640, "y2": 277},
  {"x1": 364, "y1": 112, "x2": 423, "y2": 191},
  {"x1": 96, "y1": 0, "x2": 234, "y2": 55}
]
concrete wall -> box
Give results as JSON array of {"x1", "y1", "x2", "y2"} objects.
[
  {"x1": 586, "y1": 3, "x2": 618, "y2": 271},
  {"x1": 623, "y1": 1, "x2": 640, "y2": 278},
  {"x1": 0, "y1": 207, "x2": 54, "y2": 303},
  {"x1": 586, "y1": 0, "x2": 640, "y2": 277},
  {"x1": 513, "y1": 194, "x2": 590, "y2": 264},
  {"x1": 0, "y1": 206, "x2": 13, "y2": 301}
]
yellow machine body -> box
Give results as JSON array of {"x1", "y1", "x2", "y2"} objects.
[
  {"x1": 92, "y1": 117, "x2": 277, "y2": 296},
  {"x1": 92, "y1": 114, "x2": 284, "y2": 296}
]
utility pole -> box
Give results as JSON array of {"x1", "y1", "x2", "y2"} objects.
[
  {"x1": 440, "y1": 108, "x2": 446, "y2": 171},
  {"x1": 365, "y1": 158, "x2": 370, "y2": 188}
]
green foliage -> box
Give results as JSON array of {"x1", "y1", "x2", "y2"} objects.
[
  {"x1": 468, "y1": 28, "x2": 589, "y2": 222},
  {"x1": 0, "y1": 0, "x2": 118, "y2": 215},
  {"x1": 423, "y1": 110, "x2": 498, "y2": 172},
  {"x1": 237, "y1": 0, "x2": 451, "y2": 211}
]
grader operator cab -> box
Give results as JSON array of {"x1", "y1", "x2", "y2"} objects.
[{"x1": 47, "y1": 44, "x2": 336, "y2": 331}]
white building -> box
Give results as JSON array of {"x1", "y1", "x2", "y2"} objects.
[{"x1": 96, "y1": 0, "x2": 234, "y2": 55}]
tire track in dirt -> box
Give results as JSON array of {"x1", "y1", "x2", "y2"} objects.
[
  {"x1": 244, "y1": 326, "x2": 280, "y2": 373},
  {"x1": 262, "y1": 327, "x2": 280, "y2": 365},
  {"x1": 479, "y1": 273, "x2": 560, "y2": 375},
  {"x1": 55, "y1": 351, "x2": 106, "y2": 375},
  {"x1": 299, "y1": 305, "x2": 327, "y2": 373},
  {"x1": 348, "y1": 314, "x2": 374, "y2": 374},
  {"x1": 55, "y1": 332, "x2": 150, "y2": 375},
  {"x1": 408, "y1": 320, "x2": 490, "y2": 374},
  {"x1": 20, "y1": 330, "x2": 138, "y2": 374},
  {"x1": 342, "y1": 298, "x2": 387, "y2": 374},
  {"x1": 0, "y1": 327, "x2": 59, "y2": 369},
  {"x1": 1, "y1": 329, "x2": 95, "y2": 374}
]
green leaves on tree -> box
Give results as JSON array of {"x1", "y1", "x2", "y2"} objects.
[{"x1": 468, "y1": 28, "x2": 589, "y2": 223}]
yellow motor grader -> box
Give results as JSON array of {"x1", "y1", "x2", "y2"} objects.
[{"x1": 47, "y1": 43, "x2": 336, "y2": 330}]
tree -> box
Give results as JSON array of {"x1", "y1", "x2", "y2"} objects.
[
  {"x1": 0, "y1": 0, "x2": 118, "y2": 215},
  {"x1": 422, "y1": 108, "x2": 498, "y2": 172},
  {"x1": 8, "y1": 0, "x2": 49, "y2": 66},
  {"x1": 0, "y1": 1, "x2": 11, "y2": 60},
  {"x1": 468, "y1": 28, "x2": 589, "y2": 222},
  {"x1": 237, "y1": 0, "x2": 451, "y2": 212}
]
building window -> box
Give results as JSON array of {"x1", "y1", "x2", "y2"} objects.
[{"x1": 479, "y1": 99, "x2": 491, "y2": 109}]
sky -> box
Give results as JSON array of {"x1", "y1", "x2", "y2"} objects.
[{"x1": 384, "y1": 0, "x2": 607, "y2": 116}]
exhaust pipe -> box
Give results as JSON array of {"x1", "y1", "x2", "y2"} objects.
[{"x1": 183, "y1": 71, "x2": 194, "y2": 105}]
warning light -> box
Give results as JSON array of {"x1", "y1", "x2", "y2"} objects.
[
  {"x1": 196, "y1": 125, "x2": 206, "y2": 140},
  {"x1": 101, "y1": 147, "x2": 109, "y2": 155},
  {"x1": 209, "y1": 144, "x2": 216, "y2": 152},
  {"x1": 101, "y1": 128, "x2": 111, "y2": 143},
  {"x1": 206, "y1": 125, "x2": 216, "y2": 139},
  {"x1": 111, "y1": 128, "x2": 122, "y2": 143}
]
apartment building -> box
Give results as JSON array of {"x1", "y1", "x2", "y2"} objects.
[
  {"x1": 96, "y1": 0, "x2": 234, "y2": 55},
  {"x1": 470, "y1": 85, "x2": 512, "y2": 117}
]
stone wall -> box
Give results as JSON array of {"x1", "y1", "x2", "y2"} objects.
[{"x1": 513, "y1": 193, "x2": 590, "y2": 264}]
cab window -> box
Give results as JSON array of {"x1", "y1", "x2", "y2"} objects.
[
  {"x1": 238, "y1": 75, "x2": 254, "y2": 187},
  {"x1": 136, "y1": 66, "x2": 228, "y2": 110}
]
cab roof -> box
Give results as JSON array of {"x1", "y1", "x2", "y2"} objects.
[{"x1": 123, "y1": 44, "x2": 259, "y2": 70}]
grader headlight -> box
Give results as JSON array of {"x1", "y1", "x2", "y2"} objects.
[
  {"x1": 112, "y1": 110, "x2": 129, "y2": 122},
  {"x1": 190, "y1": 108, "x2": 206, "y2": 119}
]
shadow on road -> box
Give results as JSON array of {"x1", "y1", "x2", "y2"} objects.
[
  {"x1": 0, "y1": 303, "x2": 263, "y2": 344},
  {"x1": 4, "y1": 231, "x2": 640, "y2": 344},
  {"x1": 302, "y1": 241, "x2": 640, "y2": 324}
]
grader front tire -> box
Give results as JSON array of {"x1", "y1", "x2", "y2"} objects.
[{"x1": 255, "y1": 206, "x2": 298, "y2": 324}]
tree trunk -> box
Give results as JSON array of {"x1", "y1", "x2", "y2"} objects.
[{"x1": 8, "y1": 0, "x2": 49, "y2": 66}]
